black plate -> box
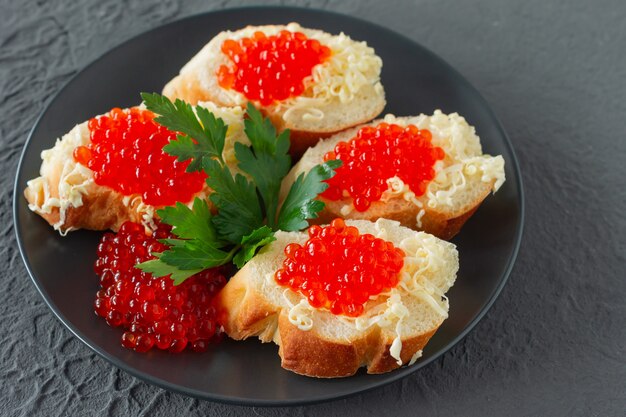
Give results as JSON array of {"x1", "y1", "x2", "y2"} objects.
[{"x1": 13, "y1": 6, "x2": 524, "y2": 406}]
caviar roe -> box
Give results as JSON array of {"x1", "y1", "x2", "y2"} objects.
[
  {"x1": 217, "y1": 30, "x2": 332, "y2": 106},
  {"x1": 321, "y1": 123, "x2": 446, "y2": 212},
  {"x1": 274, "y1": 218, "x2": 404, "y2": 317},
  {"x1": 93, "y1": 221, "x2": 227, "y2": 353},
  {"x1": 73, "y1": 108, "x2": 206, "y2": 207}
]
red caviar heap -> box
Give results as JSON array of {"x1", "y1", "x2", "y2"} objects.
[
  {"x1": 93, "y1": 221, "x2": 227, "y2": 353},
  {"x1": 217, "y1": 30, "x2": 331, "y2": 106},
  {"x1": 322, "y1": 123, "x2": 445, "y2": 212},
  {"x1": 274, "y1": 218, "x2": 405, "y2": 317},
  {"x1": 73, "y1": 108, "x2": 206, "y2": 207}
]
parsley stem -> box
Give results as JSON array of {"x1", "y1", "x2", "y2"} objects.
[
  {"x1": 224, "y1": 245, "x2": 241, "y2": 263},
  {"x1": 266, "y1": 199, "x2": 278, "y2": 230}
]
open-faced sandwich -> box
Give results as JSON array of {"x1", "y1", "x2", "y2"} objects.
[
  {"x1": 163, "y1": 23, "x2": 386, "y2": 156},
  {"x1": 214, "y1": 218, "x2": 458, "y2": 377},
  {"x1": 24, "y1": 101, "x2": 248, "y2": 233},
  {"x1": 282, "y1": 111, "x2": 506, "y2": 239}
]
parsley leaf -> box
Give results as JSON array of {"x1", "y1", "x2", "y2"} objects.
[
  {"x1": 236, "y1": 104, "x2": 291, "y2": 229},
  {"x1": 277, "y1": 160, "x2": 342, "y2": 231},
  {"x1": 157, "y1": 198, "x2": 218, "y2": 243},
  {"x1": 136, "y1": 254, "x2": 203, "y2": 286},
  {"x1": 157, "y1": 238, "x2": 186, "y2": 247},
  {"x1": 232, "y1": 226, "x2": 276, "y2": 268},
  {"x1": 141, "y1": 92, "x2": 227, "y2": 170},
  {"x1": 159, "y1": 240, "x2": 232, "y2": 270},
  {"x1": 202, "y1": 158, "x2": 264, "y2": 244}
]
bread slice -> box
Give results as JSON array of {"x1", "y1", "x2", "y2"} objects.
[
  {"x1": 24, "y1": 102, "x2": 248, "y2": 234},
  {"x1": 213, "y1": 218, "x2": 458, "y2": 378},
  {"x1": 281, "y1": 111, "x2": 506, "y2": 240},
  {"x1": 162, "y1": 22, "x2": 386, "y2": 157}
]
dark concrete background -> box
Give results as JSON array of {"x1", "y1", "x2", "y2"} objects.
[{"x1": 1, "y1": 0, "x2": 625, "y2": 416}]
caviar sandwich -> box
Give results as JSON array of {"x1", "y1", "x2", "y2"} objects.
[
  {"x1": 24, "y1": 102, "x2": 249, "y2": 233},
  {"x1": 283, "y1": 112, "x2": 506, "y2": 239},
  {"x1": 163, "y1": 23, "x2": 386, "y2": 156},
  {"x1": 214, "y1": 218, "x2": 458, "y2": 377}
]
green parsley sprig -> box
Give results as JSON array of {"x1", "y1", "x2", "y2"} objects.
[{"x1": 136, "y1": 93, "x2": 341, "y2": 284}]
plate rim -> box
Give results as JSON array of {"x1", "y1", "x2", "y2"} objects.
[{"x1": 12, "y1": 5, "x2": 525, "y2": 407}]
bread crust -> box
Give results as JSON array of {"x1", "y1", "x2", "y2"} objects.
[
  {"x1": 277, "y1": 313, "x2": 364, "y2": 377},
  {"x1": 313, "y1": 180, "x2": 493, "y2": 240},
  {"x1": 24, "y1": 183, "x2": 145, "y2": 232},
  {"x1": 215, "y1": 273, "x2": 280, "y2": 342},
  {"x1": 278, "y1": 315, "x2": 439, "y2": 377}
]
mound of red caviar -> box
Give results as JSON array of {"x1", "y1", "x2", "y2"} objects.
[
  {"x1": 73, "y1": 108, "x2": 206, "y2": 207},
  {"x1": 274, "y1": 218, "x2": 404, "y2": 317},
  {"x1": 93, "y1": 221, "x2": 227, "y2": 353},
  {"x1": 217, "y1": 30, "x2": 331, "y2": 106},
  {"x1": 321, "y1": 123, "x2": 445, "y2": 212}
]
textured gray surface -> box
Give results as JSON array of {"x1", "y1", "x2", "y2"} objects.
[{"x1": 1, "y1": 0, "x2": 625, "y2": 416}]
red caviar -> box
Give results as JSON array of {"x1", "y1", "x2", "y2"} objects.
[
  {"x1": 93, "y1": 221, "x2": 227, "y2": 353},
  {"x1": 217, "y1": 30, "x2": 331, "y2": 106},
  {"x1": 274, "y1": 218, "x2": 404, "y2": 317},
  {"x1": 321, "y1": 123, "x2": 445, "y2": 212},
  {"x1": 73, "y1": 107, "x2": 206, "y2": 207}
]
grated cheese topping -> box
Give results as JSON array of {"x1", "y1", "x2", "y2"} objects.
[
  {"x1": 409, "y1": 349, "x2": 423, "y2": 366},
  {"x1": 282, "y1": 291, "x2": 315, "y2": 331},
  {"x1": 376, "y1": 112, "x2": 506, "y2": 221},
  {"x1": 26, "y1": 122, "x2": 93, "y2": 234}
]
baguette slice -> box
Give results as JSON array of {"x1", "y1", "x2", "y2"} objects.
[
  {"x1": 214, "y1": 218, "x2": 458, "y2": 378},
  {"x1": 24, "y1": 102, "x2": 248, "y2": 234},
  {"x1": 162, "y1": 22, "x2": 386, "y2": 157},
  {"x1": 282, "y1": 111, "x2": 506, "y2": 240}
]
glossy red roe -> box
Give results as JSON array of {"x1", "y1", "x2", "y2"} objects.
[
  {"x1": 93, "y1": 221, "x2": 227, "y2": 353},
  {"x1": 73, "y1": 107, "x2": 206, "y2": 207},
  {"x1": 217, "y1": 30, "x2": 332, "y2": 106},
  {"x1": 274, "y1": 218, "x2": 405, "y2": 317},
  {"x1": 321, "y1": 123, "x2": 445, "y2": 212}
]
